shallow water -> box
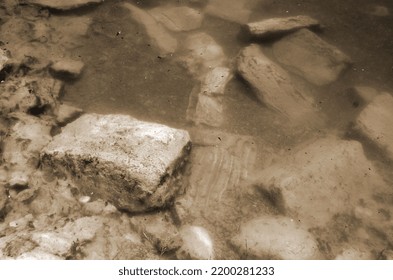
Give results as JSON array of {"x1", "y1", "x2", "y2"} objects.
[{"x1": 2, "y1": 0, "x2": 393, "y2": 259}]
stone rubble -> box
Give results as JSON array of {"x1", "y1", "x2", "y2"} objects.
[
  {"x1": 272, "y1": 29, "x2": 351, "y2": 86},
  {"x1": 246, "y1": 16, "x2": 320, "y2": 39},
  {"x1": 2, "y1": 114, "x2": 52, "y2": 188},
  {"x1": 41, "y1": 114, "x2": 191, "y2": 212}
]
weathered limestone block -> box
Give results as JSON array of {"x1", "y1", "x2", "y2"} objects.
[
  {"x1": 231, "y1": 216, "x2": 320, "y2": 259},
  {"x1": 246, "y1": 16, "x2": 320, "y2": 38},
  {"x1": 149, "y1": 6, "x2": 203, "y2": 32},
  {"x1": 181, "y1": 33, "x2": 226, "y2": 79},
  {"x1": 272, "y1": 29, "x2": 351, "y2": 85},
  {"x1": 355, "y1": 93, "x2": 393, "y2": 160},
  {"x1": 254, "y1": 137, "x2": 389, "y2": 227},
  {"x1": 186, "y1": 67, "x2": 232, "y2": 127},
  {"x1": 41, "y1": 114, "x2": 191, "y2": 212},
  {"x1": 26, "y1": 0, "x2": 104, "y2": 10},
  {"x1": 50, "y1": 59, "x2": 84, "y2": 79},
  {"x1": 122, "y1": 3, "x2": 178, "y2": 55},
  {"x1": 2, "y1": 114, "x2": 52, "y2": 187},
  {"x1": 237, "y1": 44, "x2": 316, "y2": 121}
]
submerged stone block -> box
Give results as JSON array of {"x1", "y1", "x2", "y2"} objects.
[
  {"x1": 272, "y1": 29, "x2": 351, "y2": 85},
  {"x1": 41, "y1": 114, "x2": 191, "y2": 212},
  {"x1": 26, "y1": 0, "x2": 104, "y2": 10},
  {"x1": 246, "y1": 16, "x2": 320, "y2": 38},
  {"x1": 356, "y1": 93, "x2": 393, "y2": 160},
  {"x1": 237, "y1": 44, "x2": 316, "y2": 121},
  {"x1": 254, "y1": 137, "x2": 389, "y2": 227},
  {"x1": 149, "y1": 6, "x2": 203, "y2": 32},
  {"x1": 122, "y1": 3, "x2": 178, "y2": 55},
  {"x1": 231, "y1": 216, "x2": 320, "y2": 259}
]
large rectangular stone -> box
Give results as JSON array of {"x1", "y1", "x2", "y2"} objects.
[
  {"x1": 41, "y1": 114, "x2": 191, "y2": 212},
  {"x1": 237, "y1": 44, "x2": 316, "y2": 122}
]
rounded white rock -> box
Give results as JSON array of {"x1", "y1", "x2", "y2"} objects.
[{"x1": 177, "y1": 225, "x2": 214, "y2": 260}]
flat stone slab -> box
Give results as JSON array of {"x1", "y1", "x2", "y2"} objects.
[
  {"x1": 232, "y1": 216, "x2": 320, "y2": 259},
  {"x1": 237, "y1": 44, "x2": 316, "y2": 121},
  {"x1": 41, "y1": 114, "x2": 191, "y2": 212},
  {"x1": 246, "y1": 16, "x2": 320, "y2": 38},
  {"x1": 356, "y1": 93, "x2": 393, "y2": 160},
  {"x1": 149, "y1": 6, "x2": 203, "y2": 32},
  {"x1": 272, "y1": 29, "x2": 351, "y2": 85},
  {"x1": 254, "y1": 136, "x2": 389, "y2": 227},
  {"x1": 26, "y1": 0, "x2": 103, "y2": 10}
]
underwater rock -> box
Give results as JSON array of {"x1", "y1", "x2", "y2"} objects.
[
  {"x1": 149, "y1": 6, "x2": 203, "y2": 32},
  {"x1": 26, "y1": 0, "x2": 104, "y2": 10},
  {"x1": 205, "y1": 0, "x2": 259, "y2": 24},
  {"x1": 254, "y1": 136, "x2": 389, "y2": 227},
  {"x1": 17, "y1": 248, "x2": 62, "y2": 260},
  {"x1": 181, "y1": 32, "x2": 226, "y2": 79},
  {"x1": 186, "y1": 67, "x2": 232, "y2": 127},
  {"x1": 31, "y1": 216, "x2": 103, "y2": 258},
  {"x1": 246, "y1": 16, "x2": 320, "y2": 38},
  {"x1": 0, "y1": 75, "x2": 62, "y2": 116},
  {"x1": 0, "y1": 49, "x2": 9, "y2": 73},
  {"x1": 0, "y1": 188, "x2": 8, "y2": 220},
  {"x1": 122, "y1": 2, "x2": 178, "y2": 55},
  {"x1": 232, "y1": 216, "x2": 320, "y2": 259},
  {"x1": 272, "y1": 29, "x2": 351, "y2": 85},
  {"x1": 347, "y1": 86, "x2": 379, "y2": 106},
  {"x1": 237, "y1": 44, "x2": 316, "y2": 121},
  {"x1": 41, "y1": 114, "x2": 191, "y2": 212},
  {"x1": 355, "y1": 93, "x2": 393, "y2": 161},
  {"x1": 176, "y1": 225, "x2": 214, "y2": 260},
  {"x1": 15, "y1": 187, "x2": 38, "y2": 204},
  {"x1": 2, "y1": 114, "x2": 52, "y2": 188},
  {"x1": 55, "y1": 103, "x2": 83, "y2": 126},
  {"x1": 50, "y1": 59, "x2": 84, "y2": 79}
]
